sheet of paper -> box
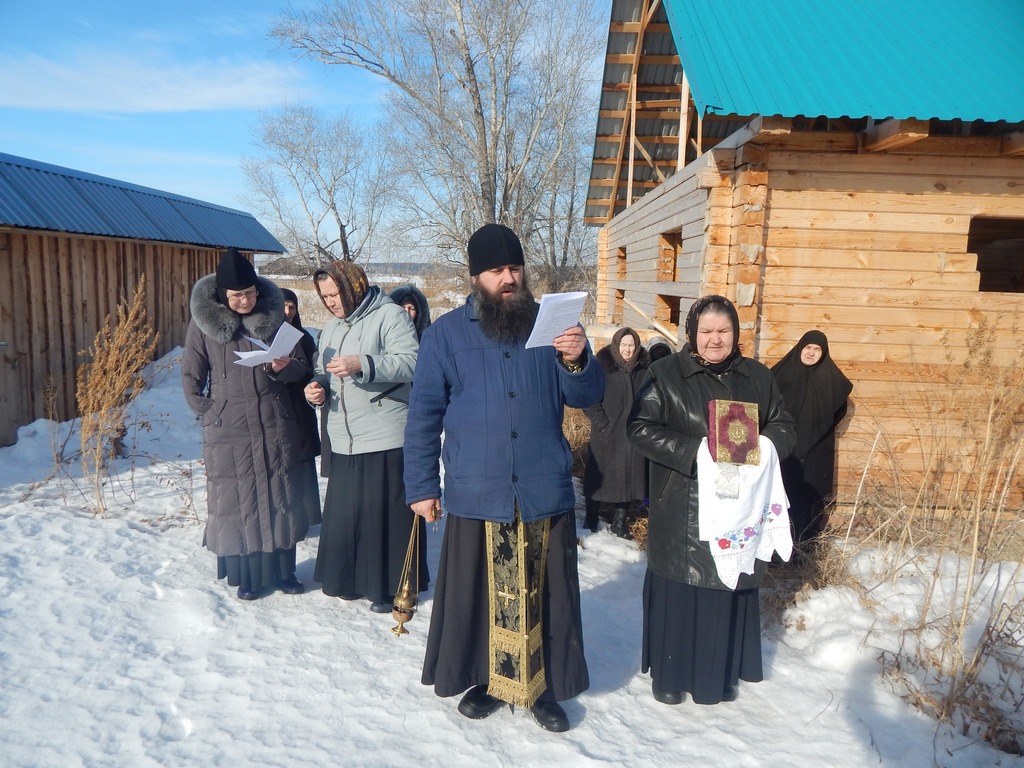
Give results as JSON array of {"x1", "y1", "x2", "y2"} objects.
[
  {"x1": 233, "y1": 321, "x2": 303, "y2": 367},
  {"x1": 524, "y1": 291, "x2": 588, "y2": 349}
]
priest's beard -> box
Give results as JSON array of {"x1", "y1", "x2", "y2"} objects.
[{"x1": 474, "y1": 277, "x2": 537, "y2": 345}]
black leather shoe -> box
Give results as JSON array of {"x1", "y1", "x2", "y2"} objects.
[
  {"x1": 236, "y1": 586, "x2": 260, "y2": 601},
  {"x1": 652, "y1": 681, "x2": 684, "y2": 705},
  {"x1": 457, "y1": 685, "x2": 504, "y2": 720},
  {"x1": 277, "y1": 575, "x2": 305, "y2": 595},
  {"x1": 370, "y1": 599, "x2": 393, "y2": 613},
  {"x1": 530, "y1": 699, "x2": 569, "y2": 732}
]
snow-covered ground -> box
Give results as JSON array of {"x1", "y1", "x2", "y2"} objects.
[{"x1": 0, "y1": 350, "x2": 1019, "y2": 767}]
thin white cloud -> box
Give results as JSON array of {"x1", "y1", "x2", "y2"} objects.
[{"x1": 0, "y1": 51, "x2": 312, "y2": 113}]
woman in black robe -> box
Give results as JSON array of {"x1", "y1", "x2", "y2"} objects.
[
  {"x1": 771, "y1": 330, "x2": 853, "y2": 547},
  {"x1": 582, "y1": 327, "x2": 649, "y2": 536},
  {"x1": 280, "y1": 288, "x2": 323, "y2": 535}
]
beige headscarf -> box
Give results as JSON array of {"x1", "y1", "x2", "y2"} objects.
[{"x1": 313, "y1": 260, "x2": 370, "y2": 316}]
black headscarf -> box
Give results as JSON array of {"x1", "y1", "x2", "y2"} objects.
[
  {"x1": 683, "y1": 295, "x2": 741, "y2": 373},
  {"x1": 771, "y1": 330, "x2": 853, "y2": 458},
  {"x1": 280, "y1": 288, "x2": 303, "y2": 329},
  {"x1": 279, "y1": 287, "x2": 317, "y2": 376},
  {"x1": 647, "y1": 338, "x2": 673, "y2": 362}
]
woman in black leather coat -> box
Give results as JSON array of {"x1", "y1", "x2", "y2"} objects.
[{"x1": 628, "y1": 295, "x2": 796, "y2": 706}]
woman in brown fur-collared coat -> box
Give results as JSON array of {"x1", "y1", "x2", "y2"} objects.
[
  {"x1": 181, "y1": 249, "x2": 321, "y2": 601},
  {"x1": 582, "y1": 327, "x2": 649, "y2": 536}
]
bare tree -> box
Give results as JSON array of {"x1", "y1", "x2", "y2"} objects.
[
  {"x1": 271, "y1": 0, "x2": 603, "y2": 287},
  {"x1": 241, "y1": 103, "x2": 390, "y2": 270}
]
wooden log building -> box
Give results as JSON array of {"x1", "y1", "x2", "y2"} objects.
[
  {"x1": 587, "y1": 1, "x2": 1024, "y2": 514},
  {"x1": 0, "y1": 153, "x2": 284, "y2": 446}
]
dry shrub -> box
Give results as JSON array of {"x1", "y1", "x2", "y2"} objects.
[
  {"x1": 562, "y1": 407, "x2": 591, "y2": 477},
  {"x1": 629, "y1": 513, "x2": 648, "y2": 550},
  {"x1": 819, "y1": 317, "x2": 1024, "y2": 756},
  {"x1": 76, "y1": 278, "x2": 159, "y2": 513}
]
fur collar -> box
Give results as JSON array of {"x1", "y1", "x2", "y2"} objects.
[{"x1": 189, "y1": 274, "x2": 285, "y2": 344}]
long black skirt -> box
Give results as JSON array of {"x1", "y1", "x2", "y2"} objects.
[
  {"x1": 315, "y1": 448, "x2": 427, "y2": 603},
  {"x1": 422, "y1": 511, "x2": 589, "y2": 702},
  {"x1": 217, "y1": 547, "x2": 296, "y2": 592},
  {"x1": 642, "y1": 571, "x2": 763, "y2": 705}
]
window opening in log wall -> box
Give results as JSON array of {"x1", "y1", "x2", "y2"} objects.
[
  {"x1": 969, "y1": 217, "x2": 1024, "y2": 293},
  {"x1": 613, "y1": 289, "x2": 624, "y2": 324},
  {"x1": 615, "y1": 246, "x2": 627, "y2": 279},
  {"x1": 657, "y1": 230, "x2": 682, "y2": 282},
  {"x1": 654, "y1": 294, "x2": 681, "y2": 333}
]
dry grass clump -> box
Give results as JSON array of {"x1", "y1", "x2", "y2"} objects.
[
  {"x1": 563, "y1": 407, "x2": 591, "y2": 478},
  {"x1": 629, "y1": 512, "x2": 648, "y2": 550},
  {"x1": 817, "y1": 317, "x2": 1024, "y2": 756},
  {"x1": 76, "y1": 279, "x2": 158, "y2": 513}
]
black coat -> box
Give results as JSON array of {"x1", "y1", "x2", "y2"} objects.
[
  {"x1": 628, "y1": 350, "x2": 796, "y2": 590},
  {"x1": 582, "y1": 343, "x2": 649, "y2": 503},
  {"x1": 283, "y1": 303, "x2": 321, "y2": 461}
]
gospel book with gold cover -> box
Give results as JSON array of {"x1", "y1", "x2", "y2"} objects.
[{"x1": 707, "y1": 399, "x2": 760, "y2": 465}]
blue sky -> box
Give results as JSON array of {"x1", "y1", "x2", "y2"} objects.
[{"x1": 0, "y1": 1, "x2": 385, "y2": 210}]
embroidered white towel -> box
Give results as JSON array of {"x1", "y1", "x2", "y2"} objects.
[{"x1": 696, "y1": 435, "x2": 792, "y2": 589}]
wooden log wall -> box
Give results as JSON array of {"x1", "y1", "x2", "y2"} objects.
[
  {"x1": 755, "y1": 149, "x2": 1024, "y2": 511},
  {"x1": 596, "y1": 150, "x2": 735, "y2": 339},
  {"x1": 593, "y1": 142, "x2": 1024, "y2": 515},
  {"x1": 0, "y1": 229, "x2": 222, "y2": 446}
]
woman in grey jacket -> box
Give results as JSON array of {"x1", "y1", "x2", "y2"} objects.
[
  {"x1": 304, "y1": 260, "x2": 427, "y2": 612},
  {"x1": 181, "y1": 249, "x2": 319, "y2": 601}
]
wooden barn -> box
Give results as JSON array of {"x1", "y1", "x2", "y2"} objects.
[
  {"x1": 0, "y1": 153, "x2": 284, "y2": 446},
  {"x1": 586, "y1": 1, "x2": 1024, "y2": 514}
]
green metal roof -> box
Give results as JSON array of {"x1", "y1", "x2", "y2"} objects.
[{"x1": 664, "y1": 0, "x2": 1024, "y2": 122}]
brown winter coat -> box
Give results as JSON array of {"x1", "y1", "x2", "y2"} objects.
[{"x1": 181, "y1": 274, "x2": 320, "y2": 557}]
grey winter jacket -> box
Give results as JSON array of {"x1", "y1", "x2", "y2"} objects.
[
  {"x1": 312, "y1": 286, "x2": 418, "y2": 456},
  {"x1": 181, "y1": 274, "x2": 319, "y2": 557},
  {"x1": 628, "y1": 350, "x2": 796, "y2": 590}
]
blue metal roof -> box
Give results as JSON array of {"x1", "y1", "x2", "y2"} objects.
[
  {"x1": 663, "y1": 0, "x2": 1024, "y2": 122},
  {"x1": 0, "y1": 153, "x2": 284, "y2": 252}
]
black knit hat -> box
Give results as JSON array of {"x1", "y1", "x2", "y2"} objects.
[
  {"x1": 467, "y1": 223, "x2": 525, "y2": 276},
  {"x1": 216, "y1": 248, "x2": 258, "y2": 290}
]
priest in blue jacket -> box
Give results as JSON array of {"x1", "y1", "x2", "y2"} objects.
[{"x1": 404, "y1": 223, "x2": 604, "y2": 733}]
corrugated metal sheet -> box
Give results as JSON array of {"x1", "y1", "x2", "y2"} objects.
[
  {"x1": 0, "y1": 153, "x2": 284, "y2": 252},
  {"x1": 664, "y1": 0, "x2": 1024, "y2": 122}
]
